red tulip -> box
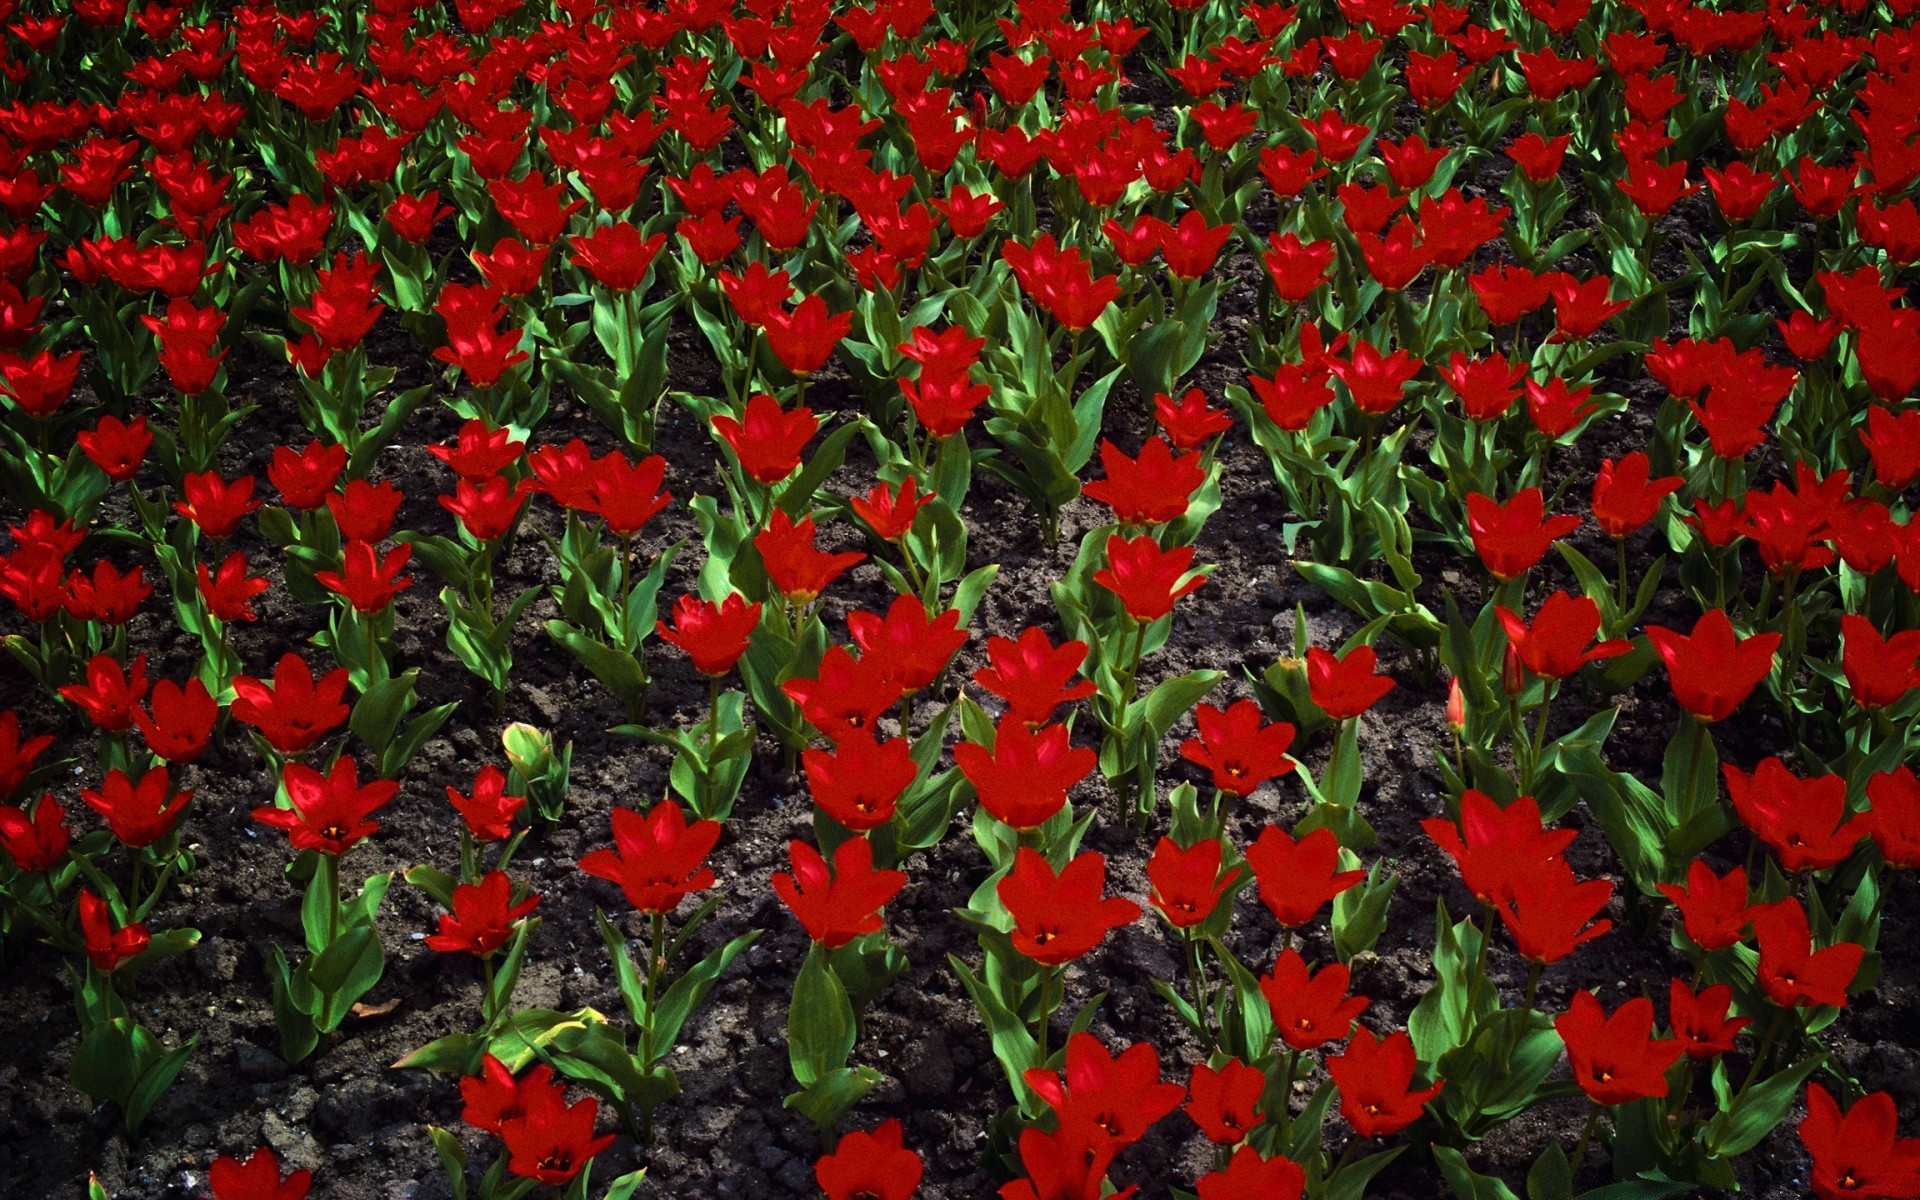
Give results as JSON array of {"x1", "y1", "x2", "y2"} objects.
[
  {"x1": 1556, "y1": 991, "x2": 1682, "y2": 1105},
  {"x1": 754, "y1": 510, "x2": 864, "y2": 604},
  {"x1": 1646, "y1": 608, "x2": 1780, "y2": 723},
  {"x1": 255, "y1": 758, "x2": 397, "y2": 857},
  {"x1": 805, "y1": 733, "x2": 917, "y2": 832},
  {"x1": 1495, "y1": 591, "x2": 1631, "y2": 680},
  {"x1": 1092, "y1": 534, "x2": 1207, "y2": 622},
  {"x1": 81, "y1": 765, "x2": 190, "y2": 848},
  {"x1": 1668, "y1": 978, "x2": 1750, "y2": 1060},
  {"x1": 425, "y1": 870, "x2": 540, "y2": 957},
  {"x1": 1023, "y1": 1033, "x2": 1184, "y2": 1150},
  {"x1": 656, "y1": 592, "x2": 762, "y2": 677},
  {"x1": 1656, "y1": 861, "x2": 1753, "y2": 952},
  {"x1": 955, "y1": 720, "x2": 1096, "y2": 831},
  {"x1": 999, "y1": 848, "x2": 1140, "y2": 966},
  {"x1": 1305, "y1": 645, "x2": 1394, "y2": 720},
  {"x1": 772, "y1": 836, "x2": 906, "y2": 949},
  {"x1": 971, "y1": 628, "x2": 1096, "y2": 727},
  {"x1": 77, "y1": 888, "x2": 150, "y2": 973},
  {"x1": 1186, "y1": 1058, "x2": 1267, "y2": 1145},
  {"x1": 711, "y1": 392, "x2": 819, "y2": 484},
  {"x1": 1081, "y1": 437, "x2": 1205, "y2": 526},
  {"x1": 815, "y1": 1118, "x2": 923, "y2": 1200},
  {"x1": 1262, "y1": 948, "x2": 1368, "y2": 1051},
  {"x1": 578, "y1": 802, "x2": 721, "y2": 914},
  {"x1": 1245, "y1": 825, "x2": 1363, "y2": 927},
  {"x1": 1328, "y1": 1026, "x2": 1443, "y2": 1137},
  {"x1": 1753, "y1": 898, "x2": 1864, "y2": 1010},
  {"x1": 208, "y1": 1147, "x2": 311, "y2": 1200},
  {"x1": 1799, "y1": 1084, "x2": 1920, "y2": 1200},
  {"x1": 1145, "y1": 836, "x2": 1243, "y2": 929},
  {"x1": 1467, "y1": 488, "x2": 1581, "y2": 580},
  {"x1": 1196, "y1": 1146, "x2": 1306, "y2": 1200}
]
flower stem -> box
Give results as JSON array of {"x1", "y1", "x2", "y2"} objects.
[{"x1": 1569, "y1": 1101, "x2": 1602, "y2": 1166}]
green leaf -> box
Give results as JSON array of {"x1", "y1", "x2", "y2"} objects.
[
  {"x1": 784, "y1": 1065, "x2": 884, "y2": 1132},
  {"x1": 652, "y1": 931, "x2": 759, "y2": 1055},
  {"x1": 788, "y1": 944, "x2": 856, "y2": 1087},
  {"x1": 1703, "y1": 1053, "x2": 1824, "y2": 1157},
  {"x1": 1526, "y1": 1143, "x2": 1572, "y2": 1200},
  {"x1": 1435, "y1": 1146, "x2": 1521, "y2": 1200},
  {"x1": 124, "y1": 1035, "x2": 196, "y2": 1132},
  {"x1": 1330, "y1": 1147, "x2": 1406, "y2": 1200},
  {"x1": 393, "y1": 1033, "x2": 486, "y2": 1075},
  {"x1": 429, "y1": 1126, "x2": 470, "y2": 1200}
]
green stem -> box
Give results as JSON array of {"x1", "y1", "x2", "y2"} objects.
[
  {"x1": 1614, "y1": 537, "x2": 1631, "y2": 626},
  {"x1": 1277, "y1": 1048, "x2": 1302, "y2": 1143},
  {"x1": 1735, "y1": 1006, "x2": 1789, "y2": 1099},
  {"x1": 1035, "y1": 965, "x2": 1059, "y2": 1068},
  {"x1": 1570, "y1": 1101, "x2": 1602, "y2": 1166},
  {"x1": 318, "y1": 852, "x2": 341, "y2": 948}
]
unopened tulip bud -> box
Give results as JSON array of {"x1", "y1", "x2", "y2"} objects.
[
  {"x1": 1502, "y1": 645, "x2": 1525, "y2": 696},
  {"x1": 1445, "y1": 677, "x2": 1466, "y2": 733}
]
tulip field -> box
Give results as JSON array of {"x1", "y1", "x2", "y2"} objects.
[{"x1": 5, "y1": 0, "x2": 1920, "y2": 1196}]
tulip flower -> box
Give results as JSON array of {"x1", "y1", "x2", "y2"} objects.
[
  {"x1": 999, "y1": 848, "x2": 1140, "y2": 966},
  {"x1": 1081, "y1": 437, "x2": 1205, "y2": 526},
  {"x1": 805, "y1": 733, "x2": 917, "y2": 832},
  {"x1": 1305, "y1": 645, "x2": 1394, "y2": 720},
  {"x1": 78, "y1": 888, "x2": 150, "y2": 974},
  {"x1": 1753, "y1": 899, "x2": 1864, "y2": 1010},
  {"x1": 1656, "y1": 861, "x2": 1754, "y2": 951},
  {"x1": 1092, "y1": 535, "x2": 1207, "y2": 622},
  {"x1": 1196, "y1": 1146, "x2": 1307, "y2": 1200},
  {"x1": 1555, "y1": 991, "x2": 1683, "y2": 1106},
  {"x1": 815, "y1": 1119, "x2": 924, "y2": 1200},
  {"x1": 1724, "y1": 757, "x2": 1866, "y2": 873},
  {"x1": 954, "y1": 720, "x2": 1097, "y2": 830},
  {"x1": 81, "y1": 765, "x2": 190, "y2": 849},
  {"x1": 711, "y1": 392, "x2": 819, "y2": 484},
  {"x1": 846, "y1": 595, "x2": 967, "y2": 693},
  {"x1": 755, "y1": 510, "x2": 864, "y2": 604},
  {"x1": 59, "y1": 652, "x2": 149, "y2": 732},
  {"x1": 1668, "y1": 979, "x2": 1751, "y2": 1060},
  {"x1": 1799, "y1": 1085, "x2": 1920, "y2": 1200},
  {"x1": 1023, "y1": 1034, "x2": 1184, "y2": 1150},
  {"x1": 656, "y1": 592, "x2": 763, "y2": 677},
  {"x1": 1496, "y1": 592, "x2": 1631, "y2": 680},
  {"x1": 230, "y1": 653, "x2": 351, "y2": 755},
  {"x1": 1144, "y1": 836, "x2": 1242, "y2": 929},
  {"x1": 425, "y1": 870, "x2": 540, "y2": 957},
  {"x1": 208, "y1": 1147, "x2": 311, "y2": 1200},
  {"x1": 772, "y1": 836, "x2": 906, "y2": 949},
  {"x1": 1180, "y1": 699, "x2": 1296, "y2": 797},
  {"x1": 0, "y1": 794, "x2": 66, "y2": 871},
  {"x1": 1262, "y1": 949, "x2": 1369, "y2": 1051},
  {"x1": 579, "y1": 802, "x2": 721, "y2": 914},
  {"x1": 255, "y1": 758, "x2": 397, "y2": 857},
  {"x1": 782, "y1": 645, "x2": 899, "y2": 743},
  {"x1": 1328, "y1": 1026, "x2": 1443, "y2": 1137},
  {"x1": 971, "y1": 628, "x2": 1096, "y2": 727},
  {"x1": 1186, "y1": 1059, "x2": 1267, "y2": 1145},
  {"x1": 1646, "y1": 609, "x2": 1780, "y2": 723},
  {"x1": 1467, "y1": 488, "x2": 1581, "y2": 580}
]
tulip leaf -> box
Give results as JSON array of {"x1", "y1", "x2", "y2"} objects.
[
  {"x1": 1435, "y1": 1146, "x2": 1521, "y2": 1200},
  {"x1": 789, "y1": 944, "x2": 856, "y2": 1087},
  {"x1": 654, "y1": 931, "x2": 758, "y2": 1057},
  {"x1": 1703, "y1": 1053, "x2": 1823, "y2": 1157}
]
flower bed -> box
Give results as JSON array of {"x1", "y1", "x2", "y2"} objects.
[{"x1": 2, "y1": 0, "x2": 1919, "y2": 1197}]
